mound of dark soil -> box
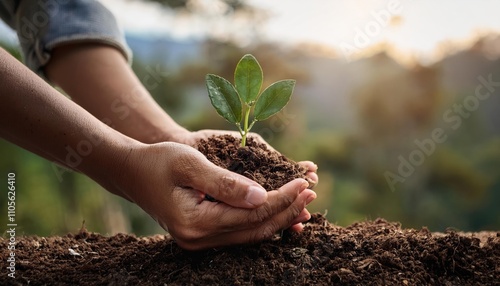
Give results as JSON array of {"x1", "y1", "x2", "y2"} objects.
[
  {"x1": 197, "y1": 135, "x2": 310, "y2": 191},
  {"x1": 1, "y1": 215, "x2": 499, "y2": 285}
]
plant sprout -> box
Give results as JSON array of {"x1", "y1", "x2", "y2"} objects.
[{"x1": 206, "y1": 54, "x2": 296, "y2": 147}]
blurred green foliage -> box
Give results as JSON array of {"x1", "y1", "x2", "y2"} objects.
[{"x1": 1, "y1": 32, "x2": 499, "y2": 237}]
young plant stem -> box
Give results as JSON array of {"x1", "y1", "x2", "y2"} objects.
[
  {"x1": 241, "y1": 106, "x2": 252, "y2": 147},
  {"x1": 206, "y1": 55, "x2": 295, "y2": 148}
]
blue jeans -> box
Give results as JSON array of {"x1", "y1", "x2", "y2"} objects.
[{"x1": 0, "y1": 0, "x2": 130, "y2": 77}]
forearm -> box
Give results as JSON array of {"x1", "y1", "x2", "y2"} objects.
[
  {"x1": 44, "y1": 43, "x2": 189, "y2": 144},
  {"x1": 0, "y1": 48, "x2": 138, "y2": 196}
]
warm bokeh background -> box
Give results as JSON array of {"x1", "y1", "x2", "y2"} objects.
[{"x1": 1, "y1": 0, "x2": 499, "y2": 236}]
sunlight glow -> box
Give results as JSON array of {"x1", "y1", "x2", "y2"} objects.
[{"x1": 99, "y1": 0, "x2": 500, "y2": 63}]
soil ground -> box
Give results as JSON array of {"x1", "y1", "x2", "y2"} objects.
[
  {"x1": 1, "y1": 215, "x2": 499, "y2": 285},
  {"x1": 1, "y1": 135, "x2": 498, "y2": 285}
]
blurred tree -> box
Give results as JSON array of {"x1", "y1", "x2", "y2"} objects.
[
  {"x1": 350, "y1": 53, "x2": 446, "y2": 216},
  {"x1": 144, "y1": 0, "x2": 267, "y2": 46},
  {"x1": 353, "y1": 53, "x2": 443, "y2": 141},
  {"x1": 344, "y1": 47, "x2": 499, "y2": 231}
]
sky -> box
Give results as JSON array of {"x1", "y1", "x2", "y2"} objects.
[
  {"x1": 100, "y1": 0, "x2": 500, "y2": 62},
  {"x1": 2, "y1": 0, "x2": 500, "y2": 63}
]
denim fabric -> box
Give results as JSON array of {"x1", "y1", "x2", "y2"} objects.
[
  {"x1": 0, "y1": 0, "x2": 131, "y2": 77},
  {"x1": 0, "y1": 0, "x2": 17, "y2": 28}
]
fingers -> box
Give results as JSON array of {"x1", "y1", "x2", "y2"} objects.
[
  {"x1": 288, "y1": 223, "x2": 305, "y2": 232},
  {"x1": 182, "y1": 153, "x2": 268, "y2": 208},
  {"x1": 197, "y1": 164, "x2": 269, "y2": 208},
  {"x1": 198, "y1": 179, "x2": 310, "y2": 231},
  {"x1": 298, "y1": 161, "x2": 318, "y2": 172},
  {"x1": 177, "y1": 186, "x2": 316, "y2": 250},
  {"x1": 298, "y1": 161, "x2": 319, "y2": 188},
  {"x1": 290, "y1": 208, "x2": 312, "y2": 226},
  {"x1": 171, "y1": 145, "x2": 268, "y2": 208}
]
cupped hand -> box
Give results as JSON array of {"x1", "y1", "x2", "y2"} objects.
[
  {"x1": 171, "y1": 129, "x2": 319, "y2": 188},
  {"x1": 115, "y1": 142, "x2": 316, "y2": 250}
]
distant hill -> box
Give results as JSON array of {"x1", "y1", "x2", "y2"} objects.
[
  {"x1": 286, "y1": 36, "x2": 500, "y2": 134},
  {"x1": 125, "y1": 34, "x2": 202, "y2": 68},
  {"x1": 436, "y1": 35, "x2": 500, "y2": 135}
]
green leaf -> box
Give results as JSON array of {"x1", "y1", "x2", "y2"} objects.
[
  {"x1": 254, "y1": 80, "x2": 295, "y2": 121},
  {"x1": 234, "y1": 54, "x2": 263, "y2": 105},
  {"x1": 206, "y1": 74, "x2": 242, "y2": 124}
]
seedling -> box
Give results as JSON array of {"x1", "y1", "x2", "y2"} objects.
[{"x1": 206, "y1": 54, "x2": 295, "y2": 147}]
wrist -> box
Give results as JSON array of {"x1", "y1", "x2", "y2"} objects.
[{"x1": 76, "y1": 124, "x2": 144, "y2": 200}]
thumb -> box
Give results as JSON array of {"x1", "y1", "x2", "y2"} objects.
[
  {"x1": 169, "y1": 144, "x2": 267, "y2": 208},
  {"x1": 189, "y1": 156, "x2": 268, "y2": 208},
  {"x1": 205, "y1": 168, "x2": 268, "y2": 208}
]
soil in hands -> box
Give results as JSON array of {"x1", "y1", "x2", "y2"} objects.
[{"x1": 196, "y1": 134, "x2": 311, "y2": 190}]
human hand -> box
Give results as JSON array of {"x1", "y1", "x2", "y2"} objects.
[
  {"x1": 0, "y1": 47, "x2": 317, "y2": 251},
  {"x1": 113, "y1": 142, "x2": 316, "y2": 250},
  {"x1": 171, "y1": 129, "x2": 319, "y2": 188}
]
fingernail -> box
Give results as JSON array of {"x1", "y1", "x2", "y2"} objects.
[
  {"x1": 246, "y1": 186, "x2": 267, "y2": 206},
  {"x1": 306, "y1": 192, "x2": 317, "y2": 205},
  {"x1": 298, "y1": 180, "x2": 309, "y2": 192},
  {"x1": 291, "y1": 212, "x2": 311, "y2": 225},
  {"x1": 307, "y1": 178, "x2": 317, "y2": 186},
  {"x1": 292, "y1": 223, "x2": 304, "y2": 232}
]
